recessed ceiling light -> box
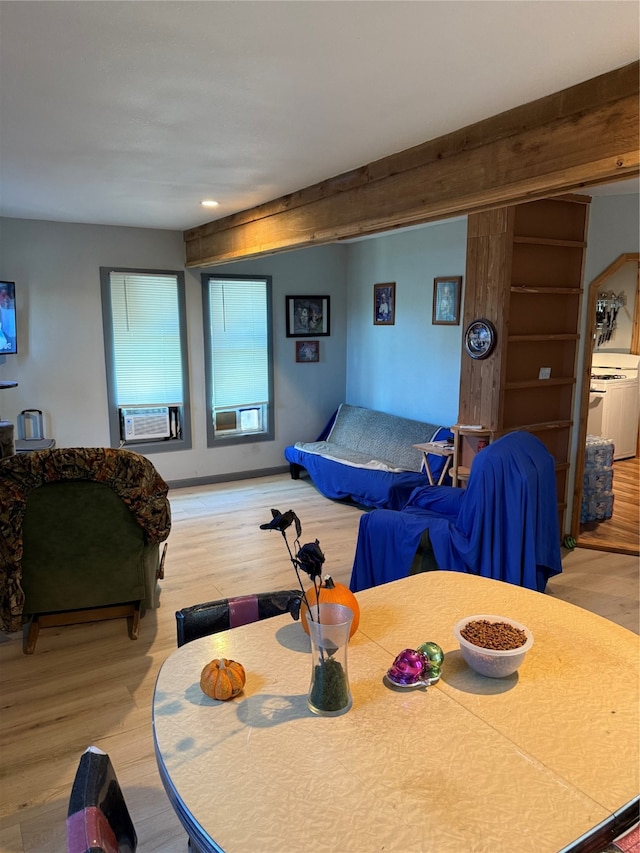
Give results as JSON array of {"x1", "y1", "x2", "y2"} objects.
[{"x1": 201, "y1": 199, "x2": 219, "y2": 208}]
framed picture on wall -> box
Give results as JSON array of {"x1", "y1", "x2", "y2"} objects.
[
  {"x1": 295, "y1": 340, "x2": 319, "y2": 362},
  {"x1": 286, "y1": 296, "x2": 330, "y2": 337},
  {"x1": 432, "y1": 276, "x2": 462, "y2": 325},
  {"x1": 373, "y1": 282, "x2": 396, "y2": 325}
]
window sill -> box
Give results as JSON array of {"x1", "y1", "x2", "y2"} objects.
[
  {"x1": 208, "y1": 430, "x2": 273, "y2": 449},
  {"x1": 118, "y1": 437, "x2": 192, "y2": 454}
]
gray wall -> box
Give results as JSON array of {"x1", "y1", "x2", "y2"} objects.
[
  {"x1": 1, "y1": 193, "x2": 637, "y2": 488},
  {"x1": 0, "y1": 218, "x2": 187, "y2": 464},
  {"x1": 0, "y1": 217, "x2": 348, "y2": 483}
]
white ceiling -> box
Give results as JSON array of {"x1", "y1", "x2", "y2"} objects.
[{"x1": 0, "y1": 1, "x2": 638, "y2": 233}]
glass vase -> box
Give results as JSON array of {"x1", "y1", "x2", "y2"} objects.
[{"x1": 306, "y1": 603, "x2": 353, "y2": 717}]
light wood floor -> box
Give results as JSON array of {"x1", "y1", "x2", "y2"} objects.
[
  {"x1": 578, "y1": 457, "x2": 639, "y2": 556},
  {"x1": 1, "y1": 474, "x2": 638, "y2": 853}
]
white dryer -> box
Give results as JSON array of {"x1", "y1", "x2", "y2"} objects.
[{"x1": 587, "y1": 353, "x2": 640, "y2": 460}]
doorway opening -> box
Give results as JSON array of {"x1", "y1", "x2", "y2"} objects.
[{"x1": 573, "y1": 254, "x2": 639, "y2": 556}]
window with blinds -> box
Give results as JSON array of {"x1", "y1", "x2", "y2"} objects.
[
  {"x1": 202, "y1": 274, "x2": 274, "y2": 444},
  {"x1": 100, "y1": 268, "x2": 191, "y2": 450}
]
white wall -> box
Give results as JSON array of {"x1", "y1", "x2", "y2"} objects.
[
  {"x1": 577, "y1": 194, "x2": 640, "y2": 380},
  {"x1": 591, "y1": 254, "x2": 637, "y2": 354},
  {"x1": 582, "y1": 194, "x2": 640, "y2": 342},
  {"x1": 345, "y1": 218, "x2": 467, "y2": 428},
  {"x1": 0, "y1": 217, "x2": 348, "y2": 484}
]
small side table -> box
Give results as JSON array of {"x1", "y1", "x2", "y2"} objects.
[
  {"x1": 413, "y1": 441, "x2": 454, "y2": 486},
  {"x1": 450, "y1": 425, "x2": 493, "y2": 487}
]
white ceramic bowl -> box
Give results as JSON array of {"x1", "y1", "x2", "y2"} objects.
[{"x1": 453, "y1": 614, "x2": 534, "y2": 678}]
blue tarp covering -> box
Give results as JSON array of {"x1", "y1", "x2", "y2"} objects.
[
  {"x1": 350, "y1": 431, "x2": 563, "y2": 593},
  {"x1": 283, "y1": 444, "x2": 434, "y2": 510},
  {"x1": 284, "y1": 420, "x2": 453, "y2": 510}
]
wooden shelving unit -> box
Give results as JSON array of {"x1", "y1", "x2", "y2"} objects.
[
  {"x1": 459, "y1": 195, "x2": 591, "y2": 532},
  {"x1": 450, "y1": 425, "x2": 492, "y2": 487}
]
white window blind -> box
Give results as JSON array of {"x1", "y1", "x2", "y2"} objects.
[
  {"x1": 109, "y1": 272, "x2": 183, "y2": 406},
  {"x1": 207, "y1": 278, "x2": 269, "y2": 409}
]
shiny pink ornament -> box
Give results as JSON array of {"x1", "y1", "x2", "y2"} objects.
[{"x1": 386, "y1": 648, "x2": 431, "y2": 685}]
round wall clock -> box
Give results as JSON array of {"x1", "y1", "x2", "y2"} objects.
[{"x1": 464, "y1": 319, "x2": 496, "y2": 360}]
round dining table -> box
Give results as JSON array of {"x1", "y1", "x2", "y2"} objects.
[{"x1": 153, "y1": 570, "x2": 639, "y2": 853}]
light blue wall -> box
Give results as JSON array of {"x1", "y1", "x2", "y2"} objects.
[{"x1": 345, "y1": 218, "x2": 467, "y2": 427}]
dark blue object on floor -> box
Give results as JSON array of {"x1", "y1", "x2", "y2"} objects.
[{"x1": 350, "y1": 431, "x2": 562, "y2": 594}]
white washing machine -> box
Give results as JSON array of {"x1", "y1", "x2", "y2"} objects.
[{"x1": 587, "y1": 353, "x2": 640, "y2": 460}]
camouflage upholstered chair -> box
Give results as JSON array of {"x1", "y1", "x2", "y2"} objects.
[{"x1": 0, "y1": 447, "x2": 171, "y2": 653}]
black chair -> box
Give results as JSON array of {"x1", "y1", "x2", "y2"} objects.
[
  {"x1": 67, "y1": 746, "x2": 137, "y2": 853},
  {"x1": 175, "y1": 589, "x2": 302, "y2": 647}
]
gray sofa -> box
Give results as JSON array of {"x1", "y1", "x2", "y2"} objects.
[{"x1": 284, "y1": 403, "x2": 451, "y2": 509}]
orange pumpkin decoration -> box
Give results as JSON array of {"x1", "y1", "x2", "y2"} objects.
[
  {"x1": 300, "y1": 575, "x2": 360, "y2": 638},
  {"x1": 200, "y1": 657, "x2": 246, "y2": 701}
]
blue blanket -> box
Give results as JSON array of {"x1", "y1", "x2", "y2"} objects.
[
  {"x1": 284, "y1": 405, "x2": 451, "y2": 509},
  {"x1": 350, "y1": 431, "x2": 562, "y2": 593},
  {"x1": 283, "y1": 445, "x2": 440, "y2": 510}
]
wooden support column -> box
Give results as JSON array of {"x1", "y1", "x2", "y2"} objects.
[
  {"x1": 460, "y1": 196, "x2": 591, "y2": 535},
  {"x1": 458, "y1": 207, "x2": 514, "y2": 431}
]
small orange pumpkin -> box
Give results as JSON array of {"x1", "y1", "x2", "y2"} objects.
[
  {"x1": 200, "y1": 657, "x2": 246, "y2": 701},
  {"x1": 300, "y1": 575, "x2": 360, "y2": 638}
]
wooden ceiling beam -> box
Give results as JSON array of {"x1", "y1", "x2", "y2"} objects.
[{"x1": 184, "y1": 61, "x2": 639, "y2": 267}]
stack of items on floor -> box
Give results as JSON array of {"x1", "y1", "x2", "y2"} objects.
[{"x1": 581, "y1": 435, "x2": 615, "y2": 523}]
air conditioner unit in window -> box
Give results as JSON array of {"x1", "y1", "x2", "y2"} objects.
[{"x1": 120, "y1": 406, "x2": 170, "y2": 441}]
